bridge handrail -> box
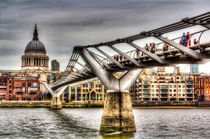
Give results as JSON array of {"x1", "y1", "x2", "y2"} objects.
[{"x1": 99, "y1": 28, "x2": 210, "y2": 64}]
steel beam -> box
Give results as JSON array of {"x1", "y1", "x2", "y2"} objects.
[
  {"x1": 89, "y1": 51, "x2": 111, "y2": 70},
  {"x1": 120, "y1": 68, "x2": 143, "y2": 91},
  {"x1": 81, "y1": 48, "x2": 118, "y2": 90},
  {"x1": 71, "y1": 72, "x2": 85, "y2": 78},
  {"x1": 109, "y1": 45, "x2": 140, "y2": 67},
  {"x1": 73, "y1": 67, "x2": 79, "y2": 71},
  {"x1": 43, "y1": 82, "x2": 68, "y2": 97},
  {"x1": 56, "y1": 86, "x2": 68, "y2": 97},
  {"x1": 203, "y1": 25, "x2": 210, "y2": 29},
  {"x1": 128, "y1": 42, "x2": 166, "y2": 64},
  {"x1": 76, "y1": 61, "x2": 91, "y2": 71},
  {"x1": 95, "y1": 47, "x2": 125, "y2": 69},
  {"x1": 157, "y1": 36, "x2": 201, "y2": 59}
]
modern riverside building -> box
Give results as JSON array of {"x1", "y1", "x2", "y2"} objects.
[
  {"x1": 66, "y1": 80, "x2": 105, "y2": 102},
  {"x1": 130, "y1": 67, "x2": 195, "y2": 102},
  {"x1": 51, "y1": 60, "x2": 60, "y2": 72},
  {"x1": 190, "y1": 64, "x2": 199, "y2": 74},
  {"x1": 194, "y1": 75, "x2": 210, "y2": 101}
]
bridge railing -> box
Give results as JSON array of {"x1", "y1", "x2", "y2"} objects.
[{"x1": 98, "y1": 28, "x2": 209, "y2": 65}]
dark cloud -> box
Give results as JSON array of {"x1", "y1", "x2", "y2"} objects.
[{"x1": 0, "y1": 0, "x2": 210, "y2": 70}]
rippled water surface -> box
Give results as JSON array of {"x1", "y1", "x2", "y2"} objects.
[{"x1": 1, "y1": 108, "x2": 210, "y2": 138}]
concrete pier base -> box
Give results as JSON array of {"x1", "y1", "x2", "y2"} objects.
[
  {"x1": 100, "y1": 91, "x2": 136, "y2": 133},
  {"x1": 51, "y1": 97, "x2": 62, "y2": 110}
]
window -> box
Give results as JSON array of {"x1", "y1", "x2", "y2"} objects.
[
  {"x1": 183, "y1": 94, "x2": 185, "y2": 96},
  {"x1": 152, "y1": 94, "x2": 154, "y2": 96},
  {"x1": 183, "y1": 85, "x2": 185, "y2": 88},
  {"x1": 22, "y1": 83, "x2": 25, "y2": 87},
  {"x1": 174, "y1": 94, "x2": 176, "y2": 96},
  {"x1": 156, "y1": 94, "x2": 159, "y2": 96},
  {"x1": 179, "y1": 89, "x2": 181, "y2": 92},
  {"x1": 179, "y1": 94, "x2": 181, "y2": 96},
  {"x1": 170, "y1": 94, "x2": 172, "y2": 96},
  {"x1": 174, "y1": 89, "x2": 176, "y2": 92},
  {"x1": 174, "y1": 85, "x2": 176, "y2": 88},
  {"x1": 28, "y1": 82, "x2": 31, "y2": 87},
  {"x1": 178, "y1": 85, "x2": 181, "y2": 88}
]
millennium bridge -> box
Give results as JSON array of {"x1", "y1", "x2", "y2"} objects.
[{"x1": 43, "y1": 11, "x2": 210, "y2": 133}]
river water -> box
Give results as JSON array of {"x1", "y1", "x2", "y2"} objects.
[{"x1": 0, "y1": 108, "x2": 210, "y2": 139}]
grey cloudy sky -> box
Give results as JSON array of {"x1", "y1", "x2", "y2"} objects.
[{"x1": 0, "y1": 0, "x2": 210, "y2": 71}]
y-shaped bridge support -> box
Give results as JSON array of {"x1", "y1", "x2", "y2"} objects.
[
  {"x1": 43, "y1": 83, "x2": 67, "y2": 110},
  {"x1": 81, "y1": 49, "x2": 143, "y2": 133}
]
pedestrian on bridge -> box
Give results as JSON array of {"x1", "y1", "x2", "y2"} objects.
[
  {"x1": 150, "y1": 42, "x2": 156, "y2": 53},
  {"x1": 194, "y1": 38, "x2": 198, "y2": 45},
  {"x1": 163, "y1": 40, "x2": 169, "y2": 52},
  {"x1": 186, "y1": 32, "x2": 191, "y2": 47},
  {"x1": 142, "y1": 43, "x2": 149, "y2": 56},
  {"x1": 180, "y1": 32, "x2": 187, "y2": 46},
  {"x1": 136, "y1": 49, "x2": 140, "y2": 58}
]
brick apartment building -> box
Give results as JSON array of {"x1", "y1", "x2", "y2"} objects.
[
  {"x1": 194, "y1": 74, "x2": 210, "y2": 101},
  {"x1": 0, "y1": 74, "x2": 40, "y2": 101},
  {"x1": 0, "y1": 74, "x2": 9, "y2": 100}
]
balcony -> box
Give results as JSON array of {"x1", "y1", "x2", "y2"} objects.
[
  {"x1": 143, "y1": 95, "x2": 150, "y2": 98},
  {"x1": 143, "y1": 85, "x2": 150, "y2": 88},
  {"x1": 186, "y1": 89, "x2": 193, "y2": 94},
  {"x1": 187, "y1": 81, "x2": 193, "y2": 84},
  {"x1": 186, "y1": 85, "x2": 194, "y2": 89},
  {"x1": 143, "y1": 92, "x2": 150, "y2": 95},
  {"x1": 161, "y1": 85, "x2": 168, "y2": 89},
  {"x1": 187, "y1": 94, "x2": 193, "y2": 98},
  {"x1": 161, "y1": 94, "x2": 168, "y2": 98},
  {"x1": 161, "y1": 89, "x2": 168, "y2": 94}
]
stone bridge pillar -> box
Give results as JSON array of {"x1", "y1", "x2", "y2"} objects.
[
  {"x1": 81, "y1": 48, "x2": 143, "y2": 133},
  {"x1": 43, "y1": 83, "x2": 67, "y2": 110},
  {"x1": 101, "y1": 90, "x2": 136, "y2": 133},
  {"x1": 51, "y1": 96, "x2": 62, "y2": 110}
]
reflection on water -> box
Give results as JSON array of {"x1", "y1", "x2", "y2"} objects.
[{"x1": 1, "y1": 108, "x2": 210, "y2": 138}]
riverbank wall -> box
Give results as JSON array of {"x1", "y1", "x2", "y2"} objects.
[
  {"x1": 0, "y1": 101, "x2": 104, "y2": 108},
  {"x1": 1, "y1": 101, "x2": 210, "y2": 108}
]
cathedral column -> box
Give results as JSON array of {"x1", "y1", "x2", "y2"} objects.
[
  {"x1": 28, "y1": 58, "x2": 31, "y2": 66},
  {"x1": 41, "y1": 59, "x2": 44, "y2": 66},
  {"x1": 25, "y1": 59, "x2": 27, "y2": 66},
  {"x1": 43, "y1": 59, "x2": 45, "y2": 66},
  {"x1": 31, "y1": 58, "x2": 33, "y2": 66},
  {"x1": 22, "y1": 58, "x2": 24, "y2": 66}
]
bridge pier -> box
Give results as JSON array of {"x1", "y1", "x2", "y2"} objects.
[
  {"x1": 101, "y1": 90, "x2": 135, "y2": 133},
  {"x1": 43, "y1": 83, "x2": 67, "y2": 110},
  {"x1": 81, "y1": 48, "x2": 143, "y2": 133},
  {"x1": 51, "y1": 97, "x2": 62, "y2": 110}
]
